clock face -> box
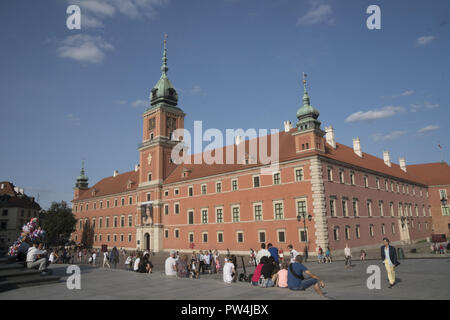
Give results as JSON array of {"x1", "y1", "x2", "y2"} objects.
[
  {"x1": 149, "y1": 118, "x2": 156, "y2": 130},
  {"x1": 167, "y1": 117, "x2": 176, "y2": 130}
]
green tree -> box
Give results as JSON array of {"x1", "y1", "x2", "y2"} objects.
[{"x1": 40, "y1": 201, "x2": 77, "y2": 247}]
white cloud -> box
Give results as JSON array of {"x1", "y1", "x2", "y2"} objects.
[
  {"x1": 399, "y1": 90, "x2": 414, "y2": 97},
  {"x1": 74, "y1": 0, "x2": 116, "y2": 16},
  {"x1": 415, "y1": 36, "x2": 437, "y2": 47},
  {"x1": 372, "y1": 131, "x2": 407, "y2": 142},
  {"x1": 131, "y1": 99, "x2": 149, "y2": 108},
  {"x1": 345, "y1": 106, "x2": 405, "y2": 123},
  {"x1": 69, "y1": 0, "x2": 169, "y2": 28},
  {"x1": 190, "y1": 85, "x2": 205, "y2": 95},
  {"x1": 58, "y1": 34, "x2": 114, "y2": 64},
  {"x1": 409, "y1": 103, "x2": 420, "y2": 113},
  {"x1": 417, "y1": 125, "x2": 440, "y2": 134},
  {"x1": 67, "y1": 114, "x2": 81, "y2": 124},
  {"x1": 82, "y1": 14, "x2": 104, "y2": 28},
  {"x1": 297, "y1": 2, "x2": 334, "y2": 26},
  {"x1": 424, "y1": 101, "x2": 439, "y2": 109}
]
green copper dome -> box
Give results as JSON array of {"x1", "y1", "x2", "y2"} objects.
[
  {"x1": 150, "y1": 36, "x2": 178, "y2": 107},
  {"x1": 296, "y1": 79, "x2": 319, "y2": 119},
  {"x1": 296, "y1": 75, "x2": 322, "y2": 132},
  {"x1": 75, "y1": 162, "x2": 89, "y2": 189}
]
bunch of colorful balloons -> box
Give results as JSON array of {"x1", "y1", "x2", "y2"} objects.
[{"x1": 8, "y1": 217, "x2": 45, "y2": 256}]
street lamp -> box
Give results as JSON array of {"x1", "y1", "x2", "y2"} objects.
[{"x1": 297, "y1": 212, "x2": 312, "y2": 261}]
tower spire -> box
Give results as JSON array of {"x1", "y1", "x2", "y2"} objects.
[
  {"x1": 302, "y1": 72, "x2": 310, "y2": 107},
  {"x1": 161, "y1": 33, "x2": 168, "y2": 76}
]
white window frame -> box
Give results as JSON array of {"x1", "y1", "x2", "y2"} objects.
[
  {"x1": 215, "y1": 206, "x2": 223, "y2": 223},
  {"x1": 253, "y1": 202, "x2": 263, "y2": 221},
  {"x1": 273, "y1": 200, "x2": 284, "y2": 220},
  {"x1": 295, "y1": 167, "x2": 304, "y2": 182}
]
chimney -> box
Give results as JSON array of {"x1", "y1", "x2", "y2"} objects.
[
  {"x1": 14, "y1": 187, "x2": 19, "y2": 193},
  {"x1": 235, "y1": 135, "x2": 243, "y2": 145},
  {"x1": 399, "y1": 157, "x2": 407, "y2": 172},
  {"x1": 113, "y1": 170, "x2": 119, "y2": 177},
  {"x1": 284, "y1": 121, "x2": 293, "y2": 132},
  {"x1": 1, "y1": 184, "x2": 4, "y2": 189},
  {"x1": 383, "y1": 151, "x2": 391, "y2": 167},
  {"x1": 134, "y1": 164, "x2": 140, "y2": 172},
  {"x1": 325, "y1": 126, "x2": 336, "y2": 149},
  {"x1": 19, "y1": 188, "x2": 24, "y2": 194},
  {"x1": 352, "y1": 137, "x2": 362, "y2": 157}
]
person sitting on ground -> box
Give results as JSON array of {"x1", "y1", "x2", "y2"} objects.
[
  {"x1": 133, "y1": 251, "x2": 142, "y2": 272},
  {"x1": 275, "y1": 262, "x2": 289, "y2": 288},
  {"x1": 223, "y1": 257, "x2": 235, "y2": 284},
  {"x1": 288, "y1": 255, "x2": 325, "y2": 297},
  {"x1": 125, "y1": 253, "x2": 133, "y2": 270},
  {"x1": 260, "y1": 256, "x2": 276, "y2": 287},
  {"x1": 251, "y1": 256, "x2": 266, "y2": 286},
  {"x1": 17, "y1": 237, "x2": 31, "y2": 262},
  {"x1": 165, "y1": 250, "x2": 177, "y2": 276},
  {"x1": 26, "y1": 241, "x2": 50, "y2": 275},
  {"x1": 256, "y1": 243, "x2": 271, "y2": 264},
  {"x1": 176, "y1": 254, "x2": 190, "y2": 278},
  {"x1": 49, "y1": 248, "x2": 58, "y2": 264},
  {"x1": 360, "y1": 249, "x2": 367, "y2": 261},
  {"x1": 138, "y1": 253, "x2": 152, "y2": 273}
]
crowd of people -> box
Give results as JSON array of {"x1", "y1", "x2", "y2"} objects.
[{"x1": 430, "y1": 243, "x2": 447, "y2": 254}]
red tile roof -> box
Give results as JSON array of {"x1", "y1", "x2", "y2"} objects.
[
  {"x1": 77, "y1": 130, "x2": 443, "y2": 200},
  {"x1": 164, "y1": 130, "x2": 428, "y2": 186},
  {"x1": 406, "y1": 162, "x2": 450, "y2": 186},
  {"x1": 76, "y1": 170, "x2": 139, "y2": 201},
  {"x1": 0, "y1": 181, "x2": 41, "y2": 210}
]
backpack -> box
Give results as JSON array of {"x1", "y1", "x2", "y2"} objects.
[{"x1": 289, "y1": 263, "x2": 304, "y2": 281}]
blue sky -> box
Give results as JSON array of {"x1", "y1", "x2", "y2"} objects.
[{"x1": 0, "y1": 0, "x2": 449, "y2": 209}]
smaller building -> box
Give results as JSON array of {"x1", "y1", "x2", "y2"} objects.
[
  {"x1": 0, "y1": 182, "x2": 41, "y2": 251},
  {"x1": 407, "y1": 162, "x2": 450, "y2": 238}
]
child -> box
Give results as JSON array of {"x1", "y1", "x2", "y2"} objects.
[{"x1": 275, "y1": 262, "x2": 289, "y2": 288}]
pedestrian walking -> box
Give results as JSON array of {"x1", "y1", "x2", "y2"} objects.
[
  {"x1": 344, "y1": 244, "x2": 352, "y2": 269},
  {"x1": 103, "y1": 250, "x2": 111, "y2": 268},
  {"x1": 381, "y1": 238, "x2": 399, "y2": 288},
  {"x1": 325, "y1": 247, "x2": 332, "y2": 263},
  {"x1": 110, "y1": 247, "x2": 119, "y2": 269}
]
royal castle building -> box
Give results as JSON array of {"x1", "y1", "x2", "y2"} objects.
[{"x1": 71, "y1": 39, "x2": 448, "y2": 255}]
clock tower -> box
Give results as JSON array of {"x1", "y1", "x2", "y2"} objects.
[{"x1": 136, "y1": 35, "x2": 185, "y2": 252}]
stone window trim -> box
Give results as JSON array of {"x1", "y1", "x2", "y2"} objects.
[
  {"x1": 253, "y1": 202, "x2": 263, "y2": 221},
  {"x1": 273, "y1": 200, "x2": 284, "y2": 220},
  {"x1": 277, "y1": 229, "x2": 286, "y2": 243},
  {"x1": 217, "y1": 231, "x2": 224, "y2": 243},
  {"x1": 258, "y1": 230, "x2": 266, "y2": 243},
  {"x1": 174, "y1": 202, "x2": 180, "y2": 215},
  {"x1": 236, "y1": 231, "x2": 244, "y2": 243},
  {"x1": 294, "y1": 166, "x2": 305, "y2": 182},
  {"x1": 174, "y1": 228, "x2": 180, "y2": 238},
  {"x1": 202, "y1": 232, "x2": 208, "y2": 243}
]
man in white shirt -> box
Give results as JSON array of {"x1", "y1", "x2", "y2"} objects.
[
  {"x1": 223, "y1": 258, "x2": 235, "y2": 284},
  {"x1": 344, "y1": 244, "x2": 352, "y2": 269},
  {"x1": 256, "y1": 243, "x2": 271, "y2": 264},
  {"x1": 26, "y1": 241, "x2": 48, "y2": 273},
  {"x1": 165, "y1": 250, "x2": 177, "y2": 276},
  {"x1": 287, "y1": 244, "x2": 299, "y2": 263}
]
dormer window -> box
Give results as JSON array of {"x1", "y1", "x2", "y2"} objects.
[{"x1": 151, "y1": 88, "x2": 158, "y2": 100}]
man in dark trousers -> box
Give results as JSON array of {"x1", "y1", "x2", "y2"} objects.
[{"x1": 380, "y1": 238, "x2": 399, "y2": 288}]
